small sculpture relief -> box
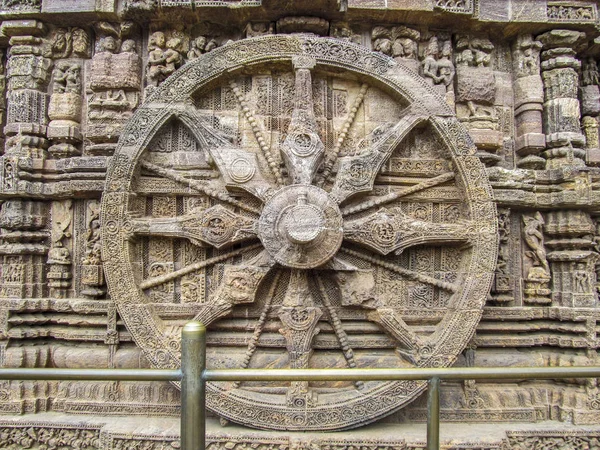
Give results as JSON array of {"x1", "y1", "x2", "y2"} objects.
[
  {"x1": 547, "y1": 4, "x2": 596, "y2": 22},
  {"x1": 82, "y1": 200, "x2": 105, "y2": 298},
  {"x1": 522, "y1": 212, "x2": 551, "y2": 305},
  {"x1": 455, "y1": 34, "x2": 496, "y2": 116},
  {"x1": 48, "y1": 62, "x2": 83, "y2": 157},
  {"x1": 522, "y1": 212, "x2": 551, "y2": 276},
  {"x1": 491, "y1": 209, "x2": 513, "y2": 303},
  {"x1": 48, "y1": 27, "x2": 91, "y2": 59},
  {"x1": 1, "y1": 0, "x2": 40, "y2": 10},
  {"x1": 455, "y1": 34, "x2": 502, "y2": 165},
  {"x1": 87, "y1": 22, "x2": 141, "y2": 150},
  {"x1": 581, "y1": 57, "x2": 600, "y2": 119},
  {"x1": 47, "y1": 200, "x2": 73, "y2": 298},
  {"x1": 421, "y1": 36, "x2": 455, "y2": 103},
  {"x1": 244, "y1": 22, "x2": 274, "y2": 39},
  {"x1": 330, "y1": 23, "x2": 362, "y2": 45},
  {"x1": 512, "y1": 34, "x2": 542, "y2": 79},
  {"x1": 124, "y1": 0, "x2": 156, "y2": 10},
  {"x1": 52, "y1": 62, "x2": 81, "y2": 95},
  {"x1": 187, "y1": 36, "x2": 217, "y2": 60},
  {"x1": 434, "y1": 0, "x2": 473, "y2": 14},
  {"x1": 147, "y1": 31, "x2": 183, "y2": 87},
  {"x1": 371, "y1": 25, "x2": 420, "y2": 73}
]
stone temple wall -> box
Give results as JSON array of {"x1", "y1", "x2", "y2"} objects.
[{"x1": 1, "y1": 0, "x2": 600, "y2": 448}]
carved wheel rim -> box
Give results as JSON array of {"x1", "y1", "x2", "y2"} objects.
[{"x1": 101, "y1": 35, "x2": 498, "y2": 430}]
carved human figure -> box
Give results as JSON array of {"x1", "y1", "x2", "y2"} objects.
[
  {"x1": 83, "y1": 203, "x2": 101, "y2": 266},
  {"x1": 164, "y1": 37, "x2": 183, "y2": 75},
  {"x1": 245, "y1": 22, "x2": 273, "y2": 38},
  {"x1": 98, "y1": 35, "x2": 118, "y2": 55},
  {"x1": 51, "y1": 28, "x2": 70, "y2": 57},
  {"x1": 72, "y1": 28, "x2": 90, "y2": 57},
  {"x1": 422, "y1": 37, "x2": 440, "y2": 85},
  {"x1": 147, "y1": 31, "x2": 167, "y2": 87},
  {"x1": 583, "y1": 57, "x2": 600, "y2": 87},
  {"x1": 575, "y1": 263, "x2": 590, "y2": 293},
  {"x1": 373, "y1": 36, "x2": 392, "y2": 56},
  {"x1": 53, "y1": 62, "x2": 81, "y2": 94},
  {"x1": 437, "y1": 41, "x2": 455, "y2": 90},
  {"x1": 187, "y1": 36, "x2": 207, "y2": 60},
  {"x1": 522, "y1": 212, "x2": 550, "y2": 276},
  {"x1": 331, "y1": 24, "x2": 361, "y2": 45}
]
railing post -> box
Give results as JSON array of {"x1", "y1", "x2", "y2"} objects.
[
  {"x1": 181, "y1": 321, "x2": 206, "y2": 450},
  {"x1": 427, "y1": 377, "x2": 440, "y2": 450}
]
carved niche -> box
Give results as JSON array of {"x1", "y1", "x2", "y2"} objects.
[{"x1": 101, "y1": 35, "x2": 498, "y2": 430}]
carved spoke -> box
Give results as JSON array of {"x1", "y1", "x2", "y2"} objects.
[
  {"x1": 344, "y1": 207, "x2": 473, "y2": 255},
  {"x1": 316, "y1": 275, "x2": 364, "y2": 390},
  {"x1": 329, "y1": 113, "x2": 427, "y2": 204},
  {"x1": 139, "y1": 243, "x2": 263, "y2": 290},
  {"x1": 140, "y1": 160, "x2": 261, "y2": 215},
  {"x1": 279, "y1": 270, "x2": 322, "y2": 407},
  {"x1": 342, "y1": 172, "x2": 456, "y2": 216},
  {"x1": 192, "y1": 253, "x2": 274, "y2": 327},
  {"x1": 339, "y1": 247, "x2": 457, "y2": 293},
  {"x1": 317, "y1": 83, "x2": 369, "y2": 187},
  {"x1": 367, "y1": 308, "x2": 423, "y2": 364},
  {"x1": 126, "y1": 205, "x2": 257, "y2": 249},
  {"x1": 234, "y1": 270, "x2": 283, "y2": 388},
  {"x1": 280, "y1": 57, "x2": 325, "y2": 185},
  {"x1": 229, "y1": 80, "x2": 285, "y2": 186},
  {"x1": 173, "y1": 108, "x2": 277, "y2": 202}
]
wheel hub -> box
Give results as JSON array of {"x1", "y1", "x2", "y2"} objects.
[{"x1": 258, "y1": 185, "x2": 343, "y2": 269}]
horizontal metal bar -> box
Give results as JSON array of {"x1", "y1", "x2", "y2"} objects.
[
  {"x1": 0, "y1": 368, "x2": 181, "y2": 382},
  {"x1": 204, "y1": 366, "x2": 600, "y2": 382},
  {"x1": 1, "y1": 365, "x2": 600, "y2": 383}
]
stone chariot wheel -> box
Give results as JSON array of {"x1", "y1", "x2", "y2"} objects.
[{"x1": 101, "y1": 35, "x2": 498, "y2": 430}]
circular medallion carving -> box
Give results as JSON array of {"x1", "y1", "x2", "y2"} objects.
[
  {"x1": 102, "y1": 35, "x2": 498, "y2": 431},
  {"x1": 229, "y1": 157, "x2": 256, "y2": 183}
]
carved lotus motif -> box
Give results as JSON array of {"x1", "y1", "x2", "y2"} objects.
[{"x1": 101, "y1": 35, "x2": 498, "y2": 430}]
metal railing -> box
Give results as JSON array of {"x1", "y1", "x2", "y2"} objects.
[{"x1": 2, "y1": 321, "x2": 600, "y2": 450}]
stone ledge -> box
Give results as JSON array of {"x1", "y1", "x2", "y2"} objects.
[{"x1": 1, "y1": 414, "x2": 600, "y2": 449}]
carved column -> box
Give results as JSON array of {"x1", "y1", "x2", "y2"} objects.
[
  {"x1": 4, "y1": 20, "x2": 51, "y2": 160},
  {"x1": 47, "y1": 27, "x2": 90, "y2": 158},
  {"x1": 537, "y1": 29, "x2": 587, "y2": 169},
  {"x1": 545, "y1": 210, "x2": 598, "y2": 307},
  {"x1": 580, "y1": 57, "x2": 600, "y2": 165},
  {"x1": 512, "y1": 34, "x2": 545, "y2": 169}
]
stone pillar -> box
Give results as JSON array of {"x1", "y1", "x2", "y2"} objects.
[
  {"x1": 3, "y1": 20, "x2": 51, "y2": 160},
  {"x1": 46, "y1": 27, "x2": 90, "y2": 158},
  {"x1": 537, "y1": 29, "x2": 586, "y2": 169},
  {"x1": 580, "y1": 57, "x2": 600, "y2": 165},
  {"x1": 545, "y1": 210, "x2": 598, "y2": 307},
  {"x1": 512, "y1": 34, "x2": 545, "y2": 170}
]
